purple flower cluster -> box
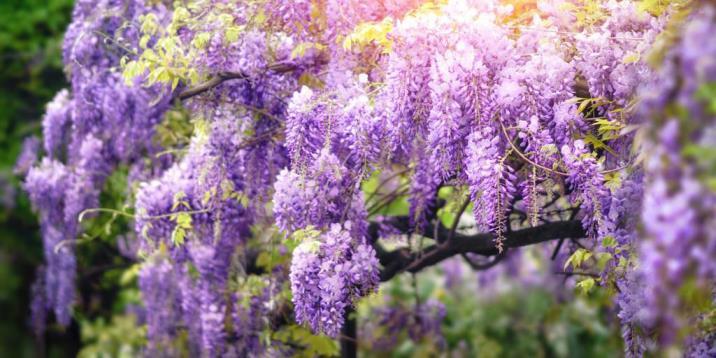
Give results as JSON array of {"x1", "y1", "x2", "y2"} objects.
[
  {"x1": 21, "y1": 0, "x2": 174, "y2": 333},
  {"x1": 361, "y1": 298, "x2": 447, "y2": 351},
  {"x1": 14, "y1": 136, "x2": 40, "y2": 176},
  {"x1": 138, "y1": 258, "x2": 178, "y2": 353},
  {"x1": 573, "y1": 0, "x2": 662, "y2": 106},
  {"x1": 637, "y1": 8, "x2": 716, "y2": 347},
  {"x1": 41, "y1": 89, "x2": 71, "y2": 159},
  {"x1": 131, "y1": 78, "x2": 297, "y2": 352},
  {"x1": 561, "y1": 140, "x2": 610, "y2": 236},
  {"x1": 616, "y1": 271, "x2": 651, "y2": 357},
  {"x1": 465, "y1": 126, "x2": 516, "y2": 243},
  {"x1": 362, "y1": 0, "x2": 663, "y2": 244},
  {"x1": 284, "y1": 86, "x2": 327, "y2": 166},
  {"x1": 407, "y1": 154, "x2": 441, "y2": 231},
  {"x1": 273, "y1": 148, "x2": 363, "y2": 234},
  {"x1": 24, "y1": 159, "x2": 75, "y2": 326},
  {"x1": 29, "y1": 267, "x2": 47, "y2": 337},
  {"x1": 290, "y1": 223, "x2": 379, "y2": 337}
]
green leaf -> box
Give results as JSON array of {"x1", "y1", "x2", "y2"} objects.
[
  {"x1": 576, "y1": 277, "x2": 596, "y2": 294},
  {"x1": 119, "y1": 264, "x2": 141, "y2": 286},
  {"x1": 291, "y1": 42, "x2": 309, "y2": 59},
  {"x1": 361, "y1": 170, "x2": 381, "y2": 196},
  {"x1": 254, "y1": 9, "x2": 267, "y2": 25},
  {"x1": 438, "y1": 208, "x2": 457, "y2": 229},
  {"x1": 255, "y1": 251, "x2": 274, "y2": 271},
  {"x1": 637, "y1": 0, "x2": 687, "y2": 16},
  {"x1": 171, "y1": 226, "x2": 186, "y2": 246},
  {"x1": 171, "y1": 7, "x2": 190, "y2": 27},
  {"x1": 192, "y1": 32, "x2": 211, "y2": 49},
  {"x1": 342, "y1": 36, "x2": 352, "y2": 51},
  {"x1": 682, "y1": 143, "x2": 716, "y2": 184},
  {"x1": 618, "y1": 256, "x2": 629, "y2": 271},
  {"x1": 175, "y1": 212, "x2": 192, "y2": 228},
  {"x1": 604, "y1": 172, "x2": 622, "y2": 191},
  {"x1": 342, "y1": 17, "x2": 394, "y2": 53},
  {"x1": 140, "y1": 13, "x2": 159, "y2": 35},
  {"x1": 225, "y1": 26, "x2": 243, "y2": 44},
  {"x1": 583, "y1": 134, "x2": 617, "y2": 156},
  {"x1": 540, "y1": 144, "x2": 558, "y2": 156},
  {"x1": 593, "y1": 118, "x2": 624, "y2": 136},
  {"x1": 238, "y1": 194, "x2": 250, "y2": 208},
  {"x1": 577, "y1": 98, "x2": 593, "y2": 114},
  {"x1": 274, "y1": 325, "x2": 339, "y2": 357},
  {"x1": 202, "y1": 188, "x2": 215, "y2": 206},
  {"x1": 171, "y1": 77, "x2": 180, "y2": 92},
  {"x1": 292, "y1": 226, "x2": 321, "y2": 243},
  {"x1": 295, "y1": 72, "x2": 324, "y2": 89},
  {"x1": 601, "y1": 235, "x2": 617, "y2": 249},
  {"x1": 383, "y1": 195, "x2": 409, "y2": 216},
  {"x1": 564, "y1": 248, "x2": 592, "y2": 270},
  {"x1": 596, "y1": 252, "x2": 613, "y2": 271},
  {"x1": 621, "y1": 51, "x2": 640, "y2": 64},
  {"x1": 696, "y1": 82, "x2": 716, "y2": 115}
]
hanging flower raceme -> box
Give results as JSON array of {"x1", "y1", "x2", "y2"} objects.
[
  {"x1": 273, "y1": 148, "x2": 366, "y2": 235},
  {"x1": 290, "y1": 223, "x2": 379, "y2": 337},
  {"x1": 465, "y1": 126, "x2": 516, "y2": 250},
  {"x1": 635, "y1": 5, "x2": 716, "y2": 347}
]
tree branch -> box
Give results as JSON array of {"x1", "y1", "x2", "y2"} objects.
[
  {"x1": 375, "y1": 220, "x2": 585, "y2": 282},
  {"x1": 340, "y1": 306, "x2": 357, "y2": 358},
  {"x1": 177, "y1": 60, "x2": 324, "y2": 101},
  {"x1": 462, "y1": 252, "x2": 505, "y2": 271},
  {"x1": 178, "y1": 71, "x2": 248, "y2": 100}
]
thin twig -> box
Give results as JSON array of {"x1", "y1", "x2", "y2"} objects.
[
  {"x1": 498, "y1": 115, "x2": 634, "y2": 176},
  {"x1": 177, "y1": 60, "x2": 325, "y2": 100},
  {"x1": 448, "y1": 198, "x2": 471, "y2": 243},
  {"x1": 551, "y1": 238, "x2": 565, "y2": 260},
  {"x1": 554, "y1": 271, "x2": 600, "y2": 278},
  {"x1": 365, "y1": 167, "x2": 411, "y2": 204},
  {"x1": 497, "y1": 116, "x2": 570, "y2": 176},
  {"x1": 78, "y1": 207, "x2": 212, "y2": 222},
  {"x1": 178, "y1": 72, "x2": 247, "y2": 100},
  {"x1": 367, "y1": 187, "x2": 409, "y2": 214}
]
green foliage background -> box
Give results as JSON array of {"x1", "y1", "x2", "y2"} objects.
[{"x1": 0, "y1": 0, "x2": 74, "y2": 356}]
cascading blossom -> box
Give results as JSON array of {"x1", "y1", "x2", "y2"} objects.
[
  {"x1": 14, "y1": 136, "x2": 40, "y2": 176},
  {"x1": 273, "y1": 148, "x2": 361, "y2": 233},
  {"x1": 635, "y1": 4, "x2": 716, "y2": 347},
  {"x1": 24, "y1": 159, "x2": 75, "y2": 326},
  {"x1": 16, "y1": 0, "x2": 716, "y2": 355},
  {"x1": 465, "y1": 126, "x2": 516, "y2": 246},
  {"x1": 290, "y1": 223, "x2": 379, "y2": 337}
]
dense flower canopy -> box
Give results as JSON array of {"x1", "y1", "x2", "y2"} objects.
[{"x1": 17, "y1": 0, "x2": 715, "y2": 356}]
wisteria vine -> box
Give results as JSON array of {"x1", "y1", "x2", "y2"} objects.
[{"x1": 16, "y1": 0, "x2": 715, "y2": 356}]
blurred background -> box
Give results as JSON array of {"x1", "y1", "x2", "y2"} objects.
[
  {"x1": 0, "y1": 1, "x2": 626, "y2": 356},
  {"x1": 0, "y1": 0, "x2": 76, "y2": 355}
]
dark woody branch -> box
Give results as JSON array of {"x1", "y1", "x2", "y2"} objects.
[
  {"x1": 371, "y1": 218, "x2": 586, "y2": 282},
  {"x1": 177, "y1": 59, "x2": 327, "y2": 100},
  {"x1": 178, "y1": 71, "x2": 249, "y2": 100}
]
